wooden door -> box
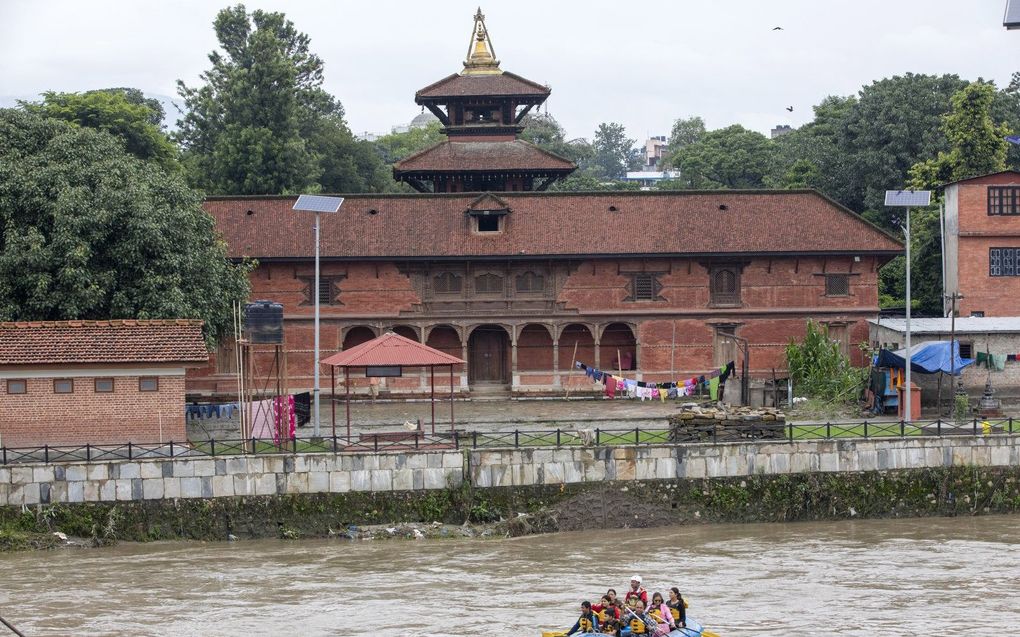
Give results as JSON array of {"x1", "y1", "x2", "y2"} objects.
[{"x1": 469, "y1": 328, "x2": 507, "y2": 383}]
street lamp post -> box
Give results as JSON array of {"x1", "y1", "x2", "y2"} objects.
[
  {"x1": 293, "y1": 195, "x2": 345, "y2": 437},
  {"x1": 884, "y1": 190, "x2": 931, "y2": 422}
]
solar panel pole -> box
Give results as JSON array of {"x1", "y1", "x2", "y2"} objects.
[
  {"x1": 314, "y1": 209, "x2": 321, "y2": 436},
  {"x1": 292, "y1": 195, "x2": 344, "y2": 437},
  {"x1": 885, "y1": 190, "x2": 931, "y2": 423}
]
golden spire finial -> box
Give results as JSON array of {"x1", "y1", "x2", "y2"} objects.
[{"x1": 463, "y1": 8, "x2": 501, "y2": 75}]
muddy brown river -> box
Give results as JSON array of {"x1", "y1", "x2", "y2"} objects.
[{"x1": 1, "y1": 516, "x2": 1018, "y2": 636}]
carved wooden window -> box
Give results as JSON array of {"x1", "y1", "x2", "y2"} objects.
[
  {"x1": 710, "y1": 266, "x2": 741, "y2": 306},
  {"x1": 299, "y1": 274, "x2": 345, "y2": 306},
  {"x1": 825, "y1": 273, "x2": 850, "y2": 296},
  {"x1": 433, "y1": 272, "x2": 463, "y2": 294},
  {"x1": 515, "y1": 271, "x2": 544, "y2": 293},
  {"x1": 631, "y1": 273, "x2": 659, "y2": 301},
  {"x1": 475, "y1": 273, "x2": 504, "y2": 294}
]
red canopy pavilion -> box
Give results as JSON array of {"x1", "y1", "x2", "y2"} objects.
[{"x1": 321, "y1": 332, "x2": 465, "y2": 438}]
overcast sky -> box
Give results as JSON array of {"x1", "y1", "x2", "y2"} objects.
[{"x1": 2, "y1": 0, "x2": 1018, "y2": 142}]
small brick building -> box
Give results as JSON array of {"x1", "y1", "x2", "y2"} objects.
[
  {"x1": 188, "y1": 12, "x2": 903, "y2": 399},
  {"x1": 943, "y1": 170, "x2": 1020, "y2": 317},
  {"x1": 0, "y1": 320, "x2": 208, "y2": 447}
]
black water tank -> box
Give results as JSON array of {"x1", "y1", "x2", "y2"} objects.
[{"x1": 245, "y1": 300, "x2": 284, "y2": 344}]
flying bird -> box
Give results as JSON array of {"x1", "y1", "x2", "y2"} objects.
[
  {"x1": 786, "y1": 106, "x2": 794, "y2": 112},
  {"x1": 772, "y1": 26, "x2": 783, "y2": 30}
]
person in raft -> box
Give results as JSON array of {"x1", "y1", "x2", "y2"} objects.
[
  {"x1": 624, "y1": 575, "x2": 648, "y2": 606},
  {"x1": 592, "y1": 595, "x2": 619, "y2": 622},
  {"x1": 647, "y1": 592, "x2": 677, "y2": 635},
  {"x1": 666, "y1": 587, "x2": 687, "y2": 629},
  {"x1": 565, "y1": 600, "x2": 601, "y2": 635},
  {"x1": 622, "y1": 597, "x2": 655, "y2": 635}
]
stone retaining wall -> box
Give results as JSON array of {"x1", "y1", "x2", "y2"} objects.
[{"x1": 1, "y1": 436, "x2": 1018, "y2": 507}]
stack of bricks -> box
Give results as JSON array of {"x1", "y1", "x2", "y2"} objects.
[{"x1": 668, "y1": 403, "x2": 786, "y2": 442}]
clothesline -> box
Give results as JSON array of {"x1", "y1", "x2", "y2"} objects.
[{"x1": 574, "y1": 361, "x2": 735, "y2": 401}]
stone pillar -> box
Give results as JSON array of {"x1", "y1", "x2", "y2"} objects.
[
  {"x1": 594, "y1": 338, "x2": 601, "y2": 370},
  {"x1": 461, "y1": 341, "x2": 470, "y2": 389},
  {"x1": 510, "y1": 326, "x2": 520, "y2": 390},
  {"x1": 552, "y1": 337, "x2": 560, "y2": 387}
]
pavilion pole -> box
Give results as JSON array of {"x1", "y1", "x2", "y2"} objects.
[
  {"x1": 430, "y1": 365, "x2": 436, "y2": 434},
  {"x1": 450, "y1": 364, "x2": 455, "y2": 430},
  {"x1": 331, "y1": 366, "x2": 336, "y2": 441},
  {"x1": 345, "y1": 366, "x2": 351, "y2": 439}
]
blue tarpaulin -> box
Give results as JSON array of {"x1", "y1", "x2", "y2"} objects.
[{"x1": 875, "y1": 341, "x2": 974, "y2": 376}]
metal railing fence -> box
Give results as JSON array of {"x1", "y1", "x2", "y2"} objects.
[{"x1": 0, "y1": 417, "x2": 1015, "y2": 466}]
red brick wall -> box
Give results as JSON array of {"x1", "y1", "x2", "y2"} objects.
[
  {"x1": 186, "y1": 254, "x2": 881, "y2": 395},
  {"x1": 956, "y1": 176, "x2": 1020, "y2": 317},
  {"x1": 1, "y1": 374, "x2": 187, "y2": 447}
]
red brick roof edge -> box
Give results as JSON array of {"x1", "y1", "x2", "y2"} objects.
[
  {"x1": 0, "y1": 319, "x2": 209, "y2": 366},
  {"x1": 322, "y1": 332, "x2": 465, "y2": 367}
]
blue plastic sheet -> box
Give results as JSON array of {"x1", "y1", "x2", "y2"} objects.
[{"x1": 875, "y1": 341, "x2": 974, "y2": 376}]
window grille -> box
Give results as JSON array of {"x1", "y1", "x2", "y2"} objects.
[
  {"x1": 959, "y1": 342, "x2": 973, "y2": 359},
  {"x1": 318, "y1": 278, "x2": 334, "y2": 304},
  {"x1": 825, "y1": 273, "x2": 850, "y2": 296},
  {"x1": 475, "y1": 273, "x2": 504, "y2": 294},
  {"x1": 515, "y1": 272, "x2": 544, "y2": 293},
  {"x1": 433, "y1": 272, "x2": 463, "y2": 294},
  {"x1": 990, "y1": 247, "x2": 1020, "y2": 276},
  {"x1": 710, "y1": 267, "x2": 741, "y2": 305},
  {"x1": 632, "y1": 273, "x2": 657, "y2": 300}
]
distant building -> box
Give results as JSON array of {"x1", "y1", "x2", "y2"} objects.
[
  {"x1": 644, "y1": 135, "x2": 668, "y2": 168},
  {"x1": 623, "y1": 170, "x2": 682, "y2": 189},
  {"x1": 0, "y1": 320, "x2": 208, "y2": 446},
  {"x1": 771, "y1": 125, "x2": 793, "y2": 139},
  {"x1": 943, "y1": 170, "x2": 1020, "y2": 317}
]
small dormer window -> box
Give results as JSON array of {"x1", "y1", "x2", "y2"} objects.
[{"x1": 477, "y1": 215, "x2": 500, "y2": 232}]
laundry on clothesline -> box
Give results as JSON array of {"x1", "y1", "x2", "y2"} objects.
[{"x1": 573, "y1": 360, "x2": 735, "y2": 400}]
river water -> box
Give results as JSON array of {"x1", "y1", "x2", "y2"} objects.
[{"x1": 1, "y1": 516, "x2": 1018, "y2": 636}]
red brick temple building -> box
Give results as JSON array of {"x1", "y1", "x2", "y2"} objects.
[{"x1": 187, "y1": 11, "x2": 902, "y2": 399}]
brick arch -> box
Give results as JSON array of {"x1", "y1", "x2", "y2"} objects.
[
  {"x1": 341, "y1": 325, "x2": 378, "y2": 350},
  {"x1": 517, "y1": 323, "x2": 554, "y2": 371},
  {"x1": 557, "y1": 323, "x2": 596, "y2": 371},
  {"x1": 464, "y1": 322, "x2": 513, "y2": 340},
  {"x1": 600, "y1": 322, "x2": 638, "y2": 370},
  {"x1": 425, "y1": 325, "x2": 464, "y2": 373},
  {"x1": 389, "y1": 324, "x2": 421, "y2": 342}
]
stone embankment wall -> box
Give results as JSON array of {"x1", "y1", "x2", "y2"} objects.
[{"x1": 1, "y1": 436, "x2": 1019, "y2": 507}]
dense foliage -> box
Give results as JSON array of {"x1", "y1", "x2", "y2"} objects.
[
  {"x1": 176, "y1": 4, "x2": 389, "y2": 194},
  {"x1": 786, "y1": 321, "x2": 867, "y2": 403},
  {"x1": 0, "y1": 109, "x2": 250, "y2": 344}
]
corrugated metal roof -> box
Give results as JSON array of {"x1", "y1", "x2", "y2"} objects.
[
  {"x1": 321, "y1": 332, "x2": 465, "y2": 367},
  {"x1": 869, "y1": 317, "x2": 1020, "y2": 334}
]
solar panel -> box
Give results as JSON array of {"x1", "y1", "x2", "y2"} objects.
[
  {"x1": 884, "y1": 190, "x2": 931, "y2": 207},
  {"x1": 1006, "y1": 0, "x2": 1020, "y2": 29},
  {"x1": 293, "y1": 195, "x2": 345, "y2": 213}
]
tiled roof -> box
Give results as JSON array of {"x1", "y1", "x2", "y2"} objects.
[
  {"x1": 205, "y1": 190, "x2": 904, "y2": 260},
  {"x1": 943, "y1": 170, "x2": 1020, "y2": 187},
  {"x1": 393, "y1": 140, "x2": 576, "y2": 173},
  {"x1": 0, "y1": 320, "x2": 209, "y2": 366},
  {"x1": 416, "y1": 72, "x2": 550, "y2": 100},
  {"x1": 322, "y1": 332, "x2": 464, "y2": 367}
]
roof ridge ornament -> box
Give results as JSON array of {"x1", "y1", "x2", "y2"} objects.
[{"x1": 462, "y1": 8, "x2": 502, "y2": 76}]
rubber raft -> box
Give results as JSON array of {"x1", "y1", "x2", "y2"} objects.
[{"x1": 543, "y1": 617, "x2": 721, "y2": 637}]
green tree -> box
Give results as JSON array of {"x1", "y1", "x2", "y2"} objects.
[
  {"x1": 776, "y1": 159, "x2": 821, "y2": 189},
  {"x1": 177, "y1": 4, "x2": 388, "y2": 194},
  {"x1": 786, "y1": 320, "x2": 866, "y2": 403},
  {"x1": 0, "y1": 109, "x2": 250, "y2": 344},
  {"x1": 374, "y1": 121, "x2": 445, "y2": 164},
  {"x1": 590, "y1": 122, "x2": 639, "y2": 179},
  {"x1": 22, "y1": 89, "x2": 177, "y2": 165},
  {"x1": 838, "y1": 73, "x2": 968, "y2": 212},
  {"x1": 901, "y1": 82, "x2": 1011, "y2": 315},
  {"x1": 663, "y1": 116, "x2": 706, "y2": 164},
  {"x1": 670, "y1": 124, "x2": 775, "y2": 189}
]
